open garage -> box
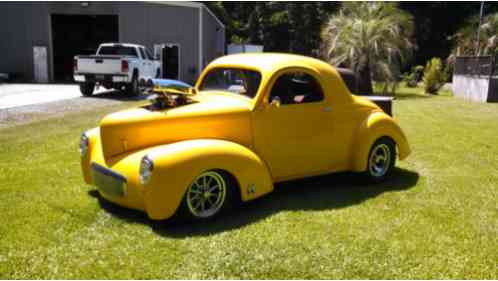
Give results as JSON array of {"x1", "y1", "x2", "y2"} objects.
[
  {"x1": 0, "y1": 2, "x2": 225, "y2": 84},
  {"x1": 51, "y1": 14, "x2": 119, "y2": 81}
]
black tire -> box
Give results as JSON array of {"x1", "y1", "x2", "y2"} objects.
[
  {"x1": 155, "y1": 69, "x2": 161, "y2": 79},
  {"x1": 175, "y1": 170, "x2": 238, "y2": 222},
  {"x1": 363, "y1": 137, "x2": 396, "y2": 183},
  {"x1": 79, "y1": 82, "x2": 95, "y2": 97},
  {"x1": 125, "y1": 73, "x2": 140, "y2": 96}
]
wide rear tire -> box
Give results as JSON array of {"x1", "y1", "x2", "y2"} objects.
[{"x1": 79, "y1": 82, "x2": 95, "y2": 97}]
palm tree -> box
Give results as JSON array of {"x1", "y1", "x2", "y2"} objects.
[{"x1": 321, "y1": 2, "x2": 415, "y2": 95}]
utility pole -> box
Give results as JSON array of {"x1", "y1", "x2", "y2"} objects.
[{"x1": 476, "y1": 1, "x2": 485, "y2": 56}]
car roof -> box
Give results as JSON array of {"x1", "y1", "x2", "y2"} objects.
[
  {"x1": 208, "y1": 53, "x2": 337, "y2": 75},
  {"x1": 201, "y1": 53, "x2": 354, "y2": 106}
]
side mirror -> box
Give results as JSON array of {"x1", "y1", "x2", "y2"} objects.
[{"x1": 270, "y1": 96, "x2": 281, "y2": 107}]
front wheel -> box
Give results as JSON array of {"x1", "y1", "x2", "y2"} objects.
[
  {"x1": 364, "y1": 137, "x2": 396, "y2": 183},
  {"x1": 177, "y1": 170, "x2": 237, "y2": 221},
  {"x1": 79, "y1": 82, "x2": 95, "y2": 96}
]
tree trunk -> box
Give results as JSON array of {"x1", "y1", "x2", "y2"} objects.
[{"x1": 357, "y1": 64, "x2": 374, "y2": 95}]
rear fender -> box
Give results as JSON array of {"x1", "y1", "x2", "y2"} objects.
[
  {"x1": 143, "y1": 139, "x2": 273, "y2": 220},
  {"x1": 352, "y1": 111, "x2": 411, "y2": 172}
]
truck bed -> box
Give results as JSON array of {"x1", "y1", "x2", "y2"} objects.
[{"x1": 360, "y1": 96, "x2": 393, "y2": 116}]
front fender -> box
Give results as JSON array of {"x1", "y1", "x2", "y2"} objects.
[
  {"x1": 352, "y1": 111, "x2": 411, "y2": 172},
  {"x1": 143, "y1": 139, "x2": 273, "y2": 220}
]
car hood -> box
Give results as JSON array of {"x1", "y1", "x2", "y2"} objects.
[{"x1": 99, "y1": 92, "x2": 253, "y2": 159}]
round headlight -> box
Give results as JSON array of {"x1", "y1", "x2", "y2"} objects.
[
  {"x1": 139, "y1": 156, "x2": 154, "y2": 185},
  {"x1": 79, "y1": 133, "x2": 89, "y2": 156}
]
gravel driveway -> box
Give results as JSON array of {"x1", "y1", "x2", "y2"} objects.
[{"x1": 0, "y1": 84, "x2": 146, "y2": 129}]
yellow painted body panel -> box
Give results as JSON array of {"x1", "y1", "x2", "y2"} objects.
[
  {"x1": 82, "y1": 132, "x2": 273, "y2": 219},
  {"x1": 142, "y1": 139, "x2": 273, "y2": 220},
  {"x1": 80, "y1": 53, "x2": 411, "y2": 220},
  {"x1": 99, "y1": 93, "x2": 253, "y2": 159}
]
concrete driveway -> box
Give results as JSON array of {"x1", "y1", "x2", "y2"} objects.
[
  {"x1": 0, "y1": 84, "x2": 92, "y2": 109},
  {"x1": 0, "y1": 84, "x2": 146, "y2": 129}
]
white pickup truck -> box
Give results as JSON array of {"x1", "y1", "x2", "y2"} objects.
[{"x1": 73, "y1": 43, "x2": 161, "y2": 96}]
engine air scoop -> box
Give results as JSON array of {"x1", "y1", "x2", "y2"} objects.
[{"x1": 144, "y1": 79, "x2": 197, "y2": 110}]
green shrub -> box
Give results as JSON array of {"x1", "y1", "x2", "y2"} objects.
[
  {"x1": 402, "y1": 65, "x2": 424, "y2": 87},
  {"x1": 422, "y1": 58, "x2": 447, "y2": 94}
]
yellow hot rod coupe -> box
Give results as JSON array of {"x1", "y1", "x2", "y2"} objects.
[{"x1": 80, "y1": 53, "x2": 410, "y2": 221}]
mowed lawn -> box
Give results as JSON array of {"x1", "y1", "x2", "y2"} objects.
[{"x1": 0, "y1": 89, "x2": 497, "y2": 279}]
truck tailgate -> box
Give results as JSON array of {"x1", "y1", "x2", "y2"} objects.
[{"x1": 76, "y1": 56, "x2": 123, "y2": 74}]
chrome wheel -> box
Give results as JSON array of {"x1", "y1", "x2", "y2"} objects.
[
  {"x1": 186, "y1": 171, "x2": 227, "y2": 218},
  {"x1": 368, "y1": 143, "x2": 391, "y2": 177}
]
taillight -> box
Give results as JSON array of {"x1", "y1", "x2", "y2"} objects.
[
  {"x1": 121, "y1": 60, "x2": 129, "y2": 73},
  {"x1": 73, "y1": 59, "x2": 78, "y2": 72}
]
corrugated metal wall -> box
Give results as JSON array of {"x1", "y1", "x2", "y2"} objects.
[{"x1": 0, "y1": 2, "x2": 224, "y2": 84}]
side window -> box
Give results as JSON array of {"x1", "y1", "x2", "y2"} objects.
[
  {"x1": 269, "y1": 71, "x2": 324, "y2": 105},
  {"x1": 138, "y1": 48, "x2": 147, "y2": 60},
  {"x1": 145, "y1": 49, "x2": 154, "y2": 60}
]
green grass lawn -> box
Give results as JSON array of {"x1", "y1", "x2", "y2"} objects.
[{"x1": 0, "y1": 88, "x2": 497, "y2": 279}]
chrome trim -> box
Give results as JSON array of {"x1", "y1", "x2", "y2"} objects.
[
  {"x1": 91, "y1": 163, "x2": 127, "y2": 197},
  {"x1": 91, "y1": 163, "x2": 127, "y2": 183},
  {"x1": 139, "y1": 155, "x2": 154, "y2": 185},
  {"x1": 79, "y1": 133, "x2": 89, "y2": 156}
]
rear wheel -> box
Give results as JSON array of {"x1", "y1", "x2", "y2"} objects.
[
  {"x1": 177, "y1": 170, "x2": 237, "y2": 221},
  {"x1": 364, "y1": 137, "x2": 396, "y2": 183},
  {"x1": 125, "y1": 73, "x2": 139, "y2": 96},
  {"x1": 79, "y1": 82, "x2": 95, "y2": 97}
]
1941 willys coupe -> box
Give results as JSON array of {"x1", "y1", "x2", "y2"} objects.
[{"x1": 80, "y1": 53, "x2": 411, "y2": 221}]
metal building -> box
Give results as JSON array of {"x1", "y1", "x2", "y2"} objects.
[{"x1": 0, "y1": 1, "x2": 225, "y2": 84}]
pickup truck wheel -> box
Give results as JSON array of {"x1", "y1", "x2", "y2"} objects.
[
  {"x1": 79, "y1": 82, "x2": 95, "y2": 97},
  {"x1": 364, "y1": 137, "x2": 396, "y2": 183},
  {"x1": 126, "y1": 74, "x2": 139, "y2": 96},
  {"x1": 177, "y1": 170, "x2": 236, "y2": 221}
]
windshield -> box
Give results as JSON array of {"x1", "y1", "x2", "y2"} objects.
[
  {"x1": 199, "y1": 68, "x2": 262, "y2": 98},
  {"x1": 98, "y1": 46, "x2": 138, "y2": 57}
]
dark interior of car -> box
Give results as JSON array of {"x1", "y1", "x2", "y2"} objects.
[{"x1": 270, "y1": 72, "x2": 324, "y2": 105}]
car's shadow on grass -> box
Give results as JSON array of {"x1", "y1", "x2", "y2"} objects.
[
  {"x1": 89, "y1": 167, "x2": 419, "y2": 238},
  {"x1": 84, "y1": 89, "x2": 148, "y2": 101}
]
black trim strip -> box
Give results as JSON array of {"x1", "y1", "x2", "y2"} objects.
[{"x1": 76, "y1": 55, "x2": 126, "y2": 60}]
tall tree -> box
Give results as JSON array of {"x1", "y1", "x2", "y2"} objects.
[
  {"x1": 321, "y1": 2, "x2": 415, "y2": 95},
  {"x1": 204, "y1": 2, "x2": 338, "y2": 56}
]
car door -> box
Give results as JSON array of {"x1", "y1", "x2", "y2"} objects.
[
  {"x1": 144, "y1": 47, "x2": 158, "y2": 78},
  {"x1": 251, "y1": 68, "x2": 336, "y2": 181},
  {"x1": 138, "y1": 47, "x2": 152, "y2": 79}
]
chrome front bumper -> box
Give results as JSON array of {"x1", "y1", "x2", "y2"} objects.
[{"x1": 90, "y1": 163, "x2": 127, "y2": 197}]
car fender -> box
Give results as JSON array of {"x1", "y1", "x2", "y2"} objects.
[
  {"x1": 351, "y1": 111, "x2": 411, "y2": 172},
  {"x1": 143, "y1": 139, "x2": 274, "y2": 220}
]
